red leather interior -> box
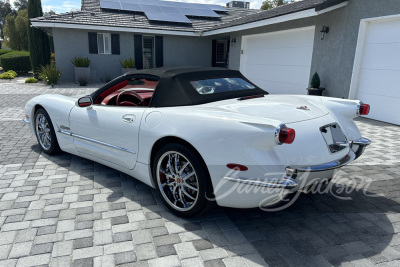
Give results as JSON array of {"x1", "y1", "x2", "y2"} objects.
[
  {"x1": 119, "y1": 101, "x2": 138, "y2": 106},
  {"x1": 95, "y1": 80, "x2": 129, "y2": 104}
]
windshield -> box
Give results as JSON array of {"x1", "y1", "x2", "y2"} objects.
[{"x1": 191, "y1": 78, "x2": 256, "y2": 95}]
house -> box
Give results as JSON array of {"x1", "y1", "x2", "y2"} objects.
[{"x1": 31, "y1": 0, "x2": 400, "y2": 125}]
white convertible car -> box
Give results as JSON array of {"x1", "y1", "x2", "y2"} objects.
[{"x1": 24, "y1": 67, "x2": 371, "y2": 216}]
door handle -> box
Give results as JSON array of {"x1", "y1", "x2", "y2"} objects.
[{"x1": 122, "y1": 114, "x2": 136, "y2": 123}]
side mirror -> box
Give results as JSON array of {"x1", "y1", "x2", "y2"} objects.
[{"x1": 77, "y1": 96, "x2": 93, "y2": 108}]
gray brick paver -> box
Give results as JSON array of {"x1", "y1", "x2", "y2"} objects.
[{"x1": 0, "y1": 83, "x2": 399, "y2": 267}]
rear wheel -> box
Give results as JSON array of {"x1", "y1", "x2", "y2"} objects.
[
  {"x1": 152, "y1": 143, "x2": 211, "y2": 217},
  {"x1": 34, "y1": 108, "x2": 61, "y2": 155}
]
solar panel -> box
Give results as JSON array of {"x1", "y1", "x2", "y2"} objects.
[
  {"x1": 120, "y1": 2, "x2": 142, "y2": 12},
  {"x1": 145, "y1": 12, "x2": 191, "y2": 23},
  {"x1": 160, "y1": 6, "x2": 180, "y2": 14},
  {"x1": 207, "y1": 4, "x2": 228, "y2": 12},
  {"x1": 137, "y1": 0, "x2": 158, "y2": 4},
  {"x1": 179, "y1": 8, "x2": 220, "y2": 18},
  {"x1": 100, "y1": 0, "x2": 122, "y2": 10},
  {"x1": 99, "y1": 0, "x2": 227, "y2": 23}
]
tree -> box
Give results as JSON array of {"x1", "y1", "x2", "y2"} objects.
[
  {"x1": 0, "y1": 0, "x2": 15, "y2": 39},
  {"x1": 261, "y1": 0, "x2": 293, "y2": 10},
  {"x1": 14, "y1": 0, "x2": 28, "y2": 11},
  {"x1": 28, "y1": 0, "x2": 51, "y2": 74},
  {"x1": 3, "y1": 9, "x2": 28, "y2": 50},
  {"x1": 44, "y1": 9, "x2": 56, "y2": 16}
]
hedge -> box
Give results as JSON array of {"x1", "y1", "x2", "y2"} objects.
[
  {"x1": 0, "y1": 49, "x2": 14, "y2": 57},
  {"x1": 0, "y1": 51, "x2": 31, "y2": 72},
  {"x1": 0, "y1": 49, "x2": 14, "y2": 66}
]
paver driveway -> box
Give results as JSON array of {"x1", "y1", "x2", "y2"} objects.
[{"x1": 0, "y1": 81, "x2": 400, "y2": 267}]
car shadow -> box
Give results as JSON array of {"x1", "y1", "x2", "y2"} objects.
[{"x1": 30, "y1": 145, "x2": 400, "y2": 266}]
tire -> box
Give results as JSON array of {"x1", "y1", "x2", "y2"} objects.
[
  {"x1": 34, "y1": 108, "x2": 61, "y2": 155},
  {"x1": 152, "y1": 143, "x2": 211, "y2": 217}
]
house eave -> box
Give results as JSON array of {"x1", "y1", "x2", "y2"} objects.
[
  {"x1": 30, "y1": 21, "x2": 201, "y2": 37},
  {"x1": 202, "y1": 1, "x2": 348, "y2": 36}
]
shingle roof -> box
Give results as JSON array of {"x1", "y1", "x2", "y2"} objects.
[
  {"x1": 32, "y1": 0, "x2": 347, "y2": 33},
  {"x1": 211, "y1": 0, "x2": 347, "y2": 31}
]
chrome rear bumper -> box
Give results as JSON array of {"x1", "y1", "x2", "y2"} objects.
[{"x1": 223, "y1": 137, "x2": 371, "y2": 189}]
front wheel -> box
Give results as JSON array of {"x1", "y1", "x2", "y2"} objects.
[
  {"x1": 34, "y1": 108, "x2": 61, "y2": 155},
  {"x1": 152, "y1": 143, "x2": 211, "y2": 217}
]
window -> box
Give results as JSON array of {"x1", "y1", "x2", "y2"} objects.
[
  {"x1": 191, "y1": 78, "x2": 255, "y2": 95},
  {"x1": 97, "y1": 33, "x2": 111, "y2": 54},
  {"x1": 216, "y1": 40, "x2": 227, "y2": 64},
  {"x1": 143, "y1": 36, "x2": 155, "y2": 69}
]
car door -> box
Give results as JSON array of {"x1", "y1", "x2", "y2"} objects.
[{"x1": 69, "y1": 104, "x2": 145, "y2": 170}]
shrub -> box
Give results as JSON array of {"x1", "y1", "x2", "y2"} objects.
[
  {"x1": 0, "y1": 70, "x2": 18, "y2": 79},
  {"x1": 310, "y1": 72, "x2": 321, "y2": 88},
  {"x1": 25, "y1": 77, "x2": 38, "y2": 83},
  {"x1": 119, "y1": 58, "x2": 135, "y2": 68},
  {"x1": 71, "y1": 57, "x2": 91, "y2": 67},
  {"x1": 0, "y1": 51, "x2": 31, "y2": 72},
  {"x1": 51, "y1": 53, "x2": 55, "y2": 63},
  {"x1": 39, "y1": 63, "x2": 61, "y2": 85},
  {"x1": 78, "y1": 75, "x2": 89, "y2": 86},
  {"x1": 0, "y1": 49, "x2": 14, "y2": 57}
]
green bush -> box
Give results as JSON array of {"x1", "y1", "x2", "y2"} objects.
[
  {"x1": 71, "y1": 57, "x2": 91, "y2": 67},
  {"x1": 39, "y1": 63, "x2": 61, "y2": 85},
  {"x1": 0, "y1": 49, "x2": 14, "y2": 57},
  {"x1": 0, "y1": 51, "x2": 31, "y2": 72},
  {"x1": 0, "y1": 70, "x2": 18, "y2": 79},
  {"x1": 119, "y1": 58, "x2": 135, "y2": 68},
  {"x1": 0, "y1": 49, "x2": 14, "y2": 66},
  {"x1": 25, "y1": 77, "x2": 38, "y2": 83}
]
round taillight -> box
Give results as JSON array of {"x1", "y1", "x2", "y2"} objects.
[
  {"x1": 359, "y1": 104, "x2": 370, "y2": 116},
  {"x1": 275, "y1": 124, "x2": 296, "y2": 145}
]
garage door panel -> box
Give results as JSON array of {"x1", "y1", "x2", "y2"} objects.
[
  {"x1": 367, "y1": 19, "x2": 400, "y2": 44},
  {"x1": 362, "y1": 43, "x2": 400, "y2": 70},
  {"x1": 244, "y1": 65, "x2": 311, "y2": 86},
  {"x1": 358, "y1": 69, "x2": 400, "y2": 98},
  {"x1": 355, "y1": 18, "x2": 400, "y2": 125},
  {"x1": 245, "y1": 29, "x2": 314, "y2": 50},
  {"x1": 241, "y1": 26, "x2": 315, "y2": 95},
  {"x1": 356, "y1": 92, "x2": 400, "y2": 125},
  {"x1": 244, "y1": 47, "x2": 313, "y2": 66},
  {"x1": 250, "y1": 78, "x2": 306, "y2": 95}
]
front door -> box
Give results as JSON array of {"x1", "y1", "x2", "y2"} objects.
[{"x1": 69, "y1": 105, "x2": 145, "y2": 170}]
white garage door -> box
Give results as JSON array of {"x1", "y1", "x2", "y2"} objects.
[
  {"x1": 240, "y1": 26, "x2": 315, "y2": 95},
  {"x1": 354, "y1": 18, "x2": 400, "y2": 125}
]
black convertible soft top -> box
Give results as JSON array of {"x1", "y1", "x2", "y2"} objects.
[{"x1": 92, "y1": 67, "x2": 268, "y2": 107}]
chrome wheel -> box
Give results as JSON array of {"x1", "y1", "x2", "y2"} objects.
[
  {"x1": 35, "y1": 113, "x2": 52, "y2": 151},
  {"x1": 156, "y1": 151, "x2": 199, "y2": 211}
]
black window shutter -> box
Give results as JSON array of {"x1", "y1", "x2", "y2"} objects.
[
  {"x1": 134, "y1": 34, "x2": 143, "y2": 70},
  {"x1": 88, "y1": 32, "x2": 98, "y2": 54},
  {"x1": 155, "y1": 36, "x2": 163, "y2": 68},
  {"x1": 211, "y1": 40, "x2": 217, "y2": 67},
  {"x1": 111, "y1": 34, "x2": 120, "y2": 55}
]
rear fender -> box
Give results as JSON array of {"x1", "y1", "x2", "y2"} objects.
[{"x1": 320, "y1": 98, "x2": 362, "y2": 141}]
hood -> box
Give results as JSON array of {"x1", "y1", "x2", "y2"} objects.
[{"x1": 212, "y1": 95, "x2": 329, "y2": 124}]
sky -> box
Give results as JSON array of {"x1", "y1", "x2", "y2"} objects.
[{"x1": 9, "y1": 0, "x2": 286, "y2": 13}]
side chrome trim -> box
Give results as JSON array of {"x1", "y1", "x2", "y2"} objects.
[
  {"x1": 58, "y1": 130, "x2": 136, "y2": 154},
  {"x1": 223, "y1": 176, "x2": 297, "y2": 189}
]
